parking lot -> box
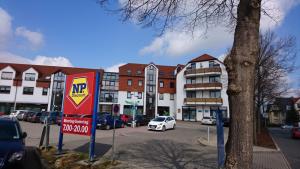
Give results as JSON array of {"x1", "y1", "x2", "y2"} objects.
[{"x1": 20, "y1": 120, "x2": 221, "y2": 168}]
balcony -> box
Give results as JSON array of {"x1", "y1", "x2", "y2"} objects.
[
  {"x1": 184, "y1": 98, "x2": 223, "y2": 105},
  {"x1": 184, "y1": 82, "x2": 222, "y2": 90},
  {"x1": 184, "y1": 67, "x2": 221, "y2": 77}
]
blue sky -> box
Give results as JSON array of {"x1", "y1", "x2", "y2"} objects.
[{"x1": 0, "y1": 0, "x2": 299, "y2": 94}]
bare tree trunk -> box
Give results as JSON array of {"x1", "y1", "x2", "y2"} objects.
[{"x1": 224, "y1": 0, "x2": 261, "y2": 168}]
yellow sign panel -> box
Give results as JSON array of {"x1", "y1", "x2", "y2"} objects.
[{"x1": 69, "y1": 77, "x2": 89, "y2": 105}]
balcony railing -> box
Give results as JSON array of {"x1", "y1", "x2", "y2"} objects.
[
  {"x1": 184, "y1": 98, "x2": 223, "y2": 105},
  {"x1": 184, "y1": 67, "x2": 222, "y2": 76},
  {"x1": 184, "y1": 82, "x2": 222, "y2": 90}
]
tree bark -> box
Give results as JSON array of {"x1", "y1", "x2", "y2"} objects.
[{"x1": 224, "y1": 0, "x2": 261, "y2": 169}]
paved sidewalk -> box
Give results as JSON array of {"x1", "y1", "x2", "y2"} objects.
[{"x1": 198, "y1": 136, "x2": 291, "y2": 169}]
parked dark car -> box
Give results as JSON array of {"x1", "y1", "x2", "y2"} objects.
[
  {"x1": 291, "y1": 127, "x2": 300, "y2": 139},
  {"x1": 127, "y1": 115, "x2": 150, "y2": 127},
  {"x1": 29, "y1": 112, "x2": 42, "y2": 123},
  {"x1": 0, "y1": 116, "x2": 27, "y2": 169},
  {"x1": 96, "y1": 113, "x2": 124, "y2": 130},
  {"x1": 40, "y1": 111, "x2": 61, "y2": 124},
  {"x1": 223, "y1": 117, "x2": 230, "y2": 127},
  {"x1": 23, "y1": 112, "x2": 36, "y2": 122}
]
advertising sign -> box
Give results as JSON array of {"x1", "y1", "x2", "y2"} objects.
[
  {"x1": 63, "y1": 72, "x2": 96, "y2": 116},
  {"x1": 62, "y1": 72, "x2": 96, "y2": 136},
  {"x1": 62, "y1": 117, "x2": 92, "y2": 135}
]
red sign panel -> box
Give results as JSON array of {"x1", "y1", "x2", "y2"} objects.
[
  {"x1": 62, "y1": 117, "x2": 92, "y2": 135},
  {"x1": 63, "y1": 72, "x2": 96, "y2": 115},
  {"x1": 62, "y1": 72, "x2": 96, "y2": 136}
]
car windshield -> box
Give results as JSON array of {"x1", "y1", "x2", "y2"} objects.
[
  {"x1": 152, "y1": 117, "x2": 165, "y2": 122},
  {"x1": 0, "y1": 122, "x2": 20, "y2": 140}
]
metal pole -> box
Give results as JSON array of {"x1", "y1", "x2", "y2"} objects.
[
  {"x1": 112, "y1": 115, "x2": 116, "y2": 162},
  {"x1": 45, "y1": 117, "x2": 50, "y2": 151},
  {"x1": 57, "y1": 75, "x2": 67, "y2": 154},
  {"x1": 89, "y1": 72, "x2": 100, "y2": 162},
  {"x1": 13, "y1": 83, "x2": 18, "y2": 111},
  {"x1": 207, "y1": 126, "x2": 210, "y2": 144},
  {"x1": 216, "y1": 107, "x2": 225, "y2": 168}
]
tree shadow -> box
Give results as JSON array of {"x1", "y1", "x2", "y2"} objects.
[
  {"x1": 115, "y1": 139, "x2": 217, "y2": 169},
  {"x1": 74, "y1": 142, "x2": 111, "y2": 157}
]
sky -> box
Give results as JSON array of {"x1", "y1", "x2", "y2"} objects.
[{"x1": 0, "y1": 0, "x2": 300, "y2": 95}]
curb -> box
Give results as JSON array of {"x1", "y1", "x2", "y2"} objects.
[{"x1": 268, "y1": 129, "x2": 280, "y2": 151}]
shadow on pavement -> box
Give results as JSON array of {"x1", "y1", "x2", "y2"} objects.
[
  {"x1": 74, "y1": 142, "x2": 111, "y2": 157},
  {"x1": 116, "y1": 139, "x2": 217, "y2": 169}
]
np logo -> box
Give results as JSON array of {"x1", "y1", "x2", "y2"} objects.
[{"x1": 69, "y1": 77, "x2": 89, "y2": 105}]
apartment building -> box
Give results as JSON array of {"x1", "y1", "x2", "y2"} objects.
[
  {"x1": 118, "y1": 63, "x2": 183, "y2": 118},
  {"x1": 0, "y1": 53, "x2": 229, "y2": 121},
  {"x1": 0, "y1": 63, "x2": 100, "y2": 113},
  {"x1": 99, "y1": 72, "x2": 119, "y2": 113},
  {"x1": 176, "y1": 54, "x2": 229, "y2": 121}
]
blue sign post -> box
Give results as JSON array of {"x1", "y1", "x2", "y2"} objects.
[
  {"x1": 216, "y1": 107, "x2": 225, "y2": 168},
  {"x1": 89, "y1": 71, "x2": 100, "y2": 162}
]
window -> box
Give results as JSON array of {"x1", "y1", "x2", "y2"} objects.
[
  {"x1": 209, "y1": 61, "x2": 220, "y2": 68},
  {"x1": 149, "y1": 86, "x2": 153, "y2": 92},
  {"x1": 159, "y1": 93, "x2": 164, "y2": 100},
  {"x1": 148, "y1": 74, "x2": 154, "y2": 81},
  {"x1": 170, "y1": 82, "x2": 175, "y2": 88},
  {"x1": 170, "y1": 94, "x2": 174, "y2": 100},
  {"x1": 42, "y1": 88, "x2": 48, "y2": 95},
  {"x1": 25, "y1": 73, "x2": 36, "y2": 81},
  {"x1": 127, "y1": 91, "x2": 131, "y2": 98},
  {"x1": 297, "y1": 104, "x2": 300, "y2": 109},
  {"x1": 186, "y1": 91, "x2": 196, "y2": 98},
  {"x1": 209, "y1": 76, "x2": 220, "y2": 83},
  {"x1": 136, "y1": 70, "x2": 142, "y2": 75},
  {"x1": 286, "y1": 105, "x2": 291, "y2": 110},
  {"x1": 138, "y1": 92, "x2": 142, "y2": 99},
  {"x1": 159, "y1": 71, "x2": 164, "y2": 76},
  {"x1": 210, "y1": 90, "x2": 221, "y2": 98},
  {"x1": 127, "y1": 79, "x2": 132, "y2": 86},
  {"x1": 187, "y1": 63, "x2": 196, "y2": 69},
  {"x1": 1, "y1": 72, "x2": 13, "y2": 80},
  {"x1": 23, "y1": 87, "x2": 34, "y2": 95},
  {"x1": 186, "y1": 78, "x2": 196, "y2": 84},
  {"x1": 0, "y1": 86, "x2": 11, "y2": 94},
  {"x1": 127, "y1": 70, "x2": 131, "y2": 75},
  {"x1": 138, "y1": 80, "x2": 143, "y2": 86},
  {"x1": 160, "y1": 81, "x2": 164, "y2": 88},
  {"x1": 109, "y1": 81, "x2": 115, "y2": 86}
]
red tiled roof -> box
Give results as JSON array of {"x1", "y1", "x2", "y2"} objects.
[
  {"x1": 119, "y1": 63, "x2": 177, "y2": 79},
  {"x1": 0, "y1": 62, "x2": 102, "y2": 83},
  {"x1": 188, "y1": 54, "x2": 217, "y2": 63}
]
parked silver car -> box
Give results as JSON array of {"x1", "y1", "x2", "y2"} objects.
[{"x1": 201, "y1": 116, "x2": 216, "y2": 125}]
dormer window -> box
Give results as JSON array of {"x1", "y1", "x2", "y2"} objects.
[
  {"x1": 127, "y1": 70, "x2": 131, "y2": 75},
  {"x1": 136, "y1": 70, "x2": 142, "y2": 75},
  {"x1": 25, "y1": 73, "x2": 36, "y2": 81},
  {"x1": 209, "y1": 61, "x2": 220, "y2": 68},
  {"x1": 1, "y1": 72, "x2": 13, "y2": 80}
]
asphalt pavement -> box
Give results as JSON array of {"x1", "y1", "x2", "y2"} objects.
[{"x1": 269, "y1": 127, "x2": 300, "y2": 169}]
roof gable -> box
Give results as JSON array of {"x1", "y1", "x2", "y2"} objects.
[{"x1": 189, "y1": 54, "x2": 217, "y2": 63}]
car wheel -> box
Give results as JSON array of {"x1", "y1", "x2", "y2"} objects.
[
  {"x1": 106, "y1": 125, "x2": 111, "y2": 130},
  {"x1": 136, "y1": 122, "x2": 140, "y2": 127},
  {"x1": 162, "y1": 126, "x2": 166, "y2": 132},
  {"x1": 173, "y1": 124, "x2": 176, "y2": 129},
  {"x1": 121, "y1": 123, "x2": 125, "y2": 128}
]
